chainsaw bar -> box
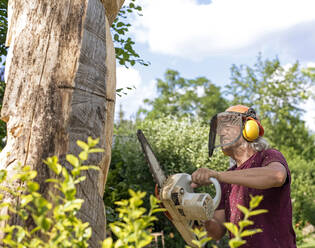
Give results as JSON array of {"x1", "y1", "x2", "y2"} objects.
[{"x1": 137, "y1": 130, "x2": 167, "y2": 188}]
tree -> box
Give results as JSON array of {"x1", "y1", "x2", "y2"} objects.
[
  {"x1": 0, "y1": 0, "x2": 7, "y2": 65},
  {"x1": 110, "y1": 0, "x2": 149, "y2": 67},
  {"x1": 139, "y1": 69, "x2": 228, "y2": 121},
  {"x1": 0, "y1": 68, "x2": 5, "y2": 148},
  {"x1": 0, "y1": 1, "x2": 123, "y2": 246},
  {"x1": 0, "y1": 0, "x2": 147, "y2": 151},
  {"x1": 226, "y1": 54, "x2": 315, "y2": 160}
]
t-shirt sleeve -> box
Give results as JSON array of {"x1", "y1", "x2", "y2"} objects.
[{"x1": 261, "y1": 148, "x2": 291, "y2": 183}]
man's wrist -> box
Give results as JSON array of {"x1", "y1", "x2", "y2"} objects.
[{"x1": 216, "y1": 171, "x2": 221, "y2": 181}]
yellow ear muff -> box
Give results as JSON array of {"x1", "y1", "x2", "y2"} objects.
[{"x1": 243, "y1": 119, "x2": 260, "y2": 141}]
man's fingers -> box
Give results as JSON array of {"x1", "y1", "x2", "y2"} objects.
[
  {"x1": 191, "y1": 182, "x2": 199, "y2": 188},
  {"x1": 191, "y1": 168, "x2": 216, "y2": 186}
]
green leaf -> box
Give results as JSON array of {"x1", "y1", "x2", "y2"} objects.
[
  {"x1": 238, "y1": 220, "x2": 254, "y2": 229},
  {"x1": 237, "y1": 204, "x2": 250, "y2": 216},
  {"x1": 102, "y1": 237, "x2": 113, "y2": 248},
  {"x1": 63, "y1": 199, "x2": 84, "y2": 212},
  {"x1": 0, "y1": 169, "x2": 7, "y2": 182},
  {"x1": 89, "y1": 148, "x2": 104, "y2": 153},
  {"x1": 77, "y1": 140, "x2": 89, "y2": 150},
  {"x1": 21, "y1": 194, "x2": 33, "y2": 207},
  {"x1": 19, "y1": 209, "x2": 29, "y2": 221},
  {"x1": 41, "y1": 217, "x2": 52, "y2": 231},
  {"x1": 44, "y1": 156, "x2": 62, "y2": 175},
  {"x1": 45, "y1": 178, "x2": 60, "y2": 184},
  {"x1": 61, "y1": 167, "x2": 69, "y2": 180},
  {"x1": 87, "y1": 136, "x2": 99, "y2": 147},
  {"x1": 248, "y1": 209, "x2": 268, "y2": 217},
  {"x1": 74, "y1": 176, "x2": 86, "y2": 184},
  {"x1": 151, "y1": 208, "x2": 166, "y2": 214},
  {"x1": 240, "y1": 229, "x2": 262, "y2": 237},
  {"x1": 27, "y1": 181, "x2": 39, "y2": 192},
  {"x1": 65, "y1": 188, "x2": 76, "y2": 200},
  {"x1": 228, "y1": 238, "x2": 246, "y2": 248},
  {"x1": 79, "y1": 151, "x2": 88, "y2": 161},
  {"x1": 34, "y1": 197, "x2": 52, "y2": 211},
  {"x1": 116, "y1": 22, "x2": 124, "y2": 27},
  {"x1": 138, "y1": 235, "x2": 153, "y2": 247},
  {"x1": 223, "y1": 223, "x2": 239, "y2": 236},
  {"x1": 66, "y1": 154, "x2": 80, "y2": 167},
  {"x1": 15, "y1": 226, "x2": 28, "y2": 243},
  {"x1": 249, "y1": 195, "x2": 264, "y2": 209},
  {"x1": 83, "y1": 165, "x2": 100, "y2": 171}
]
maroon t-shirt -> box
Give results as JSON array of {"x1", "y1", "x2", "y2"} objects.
[{"x1": 217, "y1": 149, "x2": 296, "y2": 248}]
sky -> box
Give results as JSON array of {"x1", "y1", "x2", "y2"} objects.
[{"x1": 115, "y1": 0, "x2": 315, "y2": 132}]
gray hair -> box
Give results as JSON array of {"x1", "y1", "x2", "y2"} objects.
[
  {"x1": 229, "y1": 137, "x2": 269, "y2": 167},
  {"x1": 250, "y1": 137, "x2": 270, "y2": 152}
]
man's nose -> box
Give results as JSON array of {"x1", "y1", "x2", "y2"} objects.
[{"x1": 218, "y1": 127, "x2": 228, "y2": 135}]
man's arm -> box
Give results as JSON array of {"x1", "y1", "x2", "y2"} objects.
[
  {"x1": 191, "y1": 162, "x2": 287, "y2": 190},
  {"x1": 204, "y1": 209, "x2": 226, "y2": 240}
]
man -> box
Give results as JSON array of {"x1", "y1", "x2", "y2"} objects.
[{"x1": 191, "y1": 105, "x2": 296, "y2": 248}]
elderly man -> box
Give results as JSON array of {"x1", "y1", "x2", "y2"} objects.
[{"x1": 191, "y1": 105, "x2": 296, "y2": 248}]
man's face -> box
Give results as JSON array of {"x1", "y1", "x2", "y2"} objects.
[{"x1": 216, "y1": 113, "x2": 242, "y2": 148}]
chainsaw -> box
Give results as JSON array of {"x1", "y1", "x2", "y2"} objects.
[{"x1": 137, "y1": 130, "x2": 221, "y2": 247}]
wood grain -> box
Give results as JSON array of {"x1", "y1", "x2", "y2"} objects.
[{"x1": 0, "y1": 0, "x2": 121, "y2": 246}]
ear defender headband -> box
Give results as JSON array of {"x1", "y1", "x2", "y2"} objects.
[{"x1": 242, "y1": 108, "x2": 264, "y2": 142}]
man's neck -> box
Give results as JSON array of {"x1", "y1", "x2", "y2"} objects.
[{"x1": 232, "y1": 146, "x2": 256, "y2": 167}]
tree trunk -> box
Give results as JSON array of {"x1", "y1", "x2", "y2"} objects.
[{"x1": 0, "y1": 0, "x2": 123, "y2": 246}]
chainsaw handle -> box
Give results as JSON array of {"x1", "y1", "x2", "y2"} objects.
[
  {"x1": 209, "y1": 177, "x2": 221, "y2": 210},
  {"x1": 188, "y1": 175, "x2": 221, "y2": 210}
]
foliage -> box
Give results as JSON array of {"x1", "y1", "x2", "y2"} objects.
[
  {"x1": 224, "y1": 195, "x2": 268, "y2": 248},
  {"x1": 185, "y1": 227, "x2": 212, "y2": 248},
  {"x1": 0, "y1": 0, "x2": 7, "y2": 64},
  {"x1": 111, "y1": 0, "x2": 149, "y2": 68},
  {"x1": 105, "y1": 116, "x2": 230, "y2": 247},
  {"x1": 0, "y1": 137, "x2": 102, "y2": 247},
  {"x1": 226, "y1": 54, "x2": 315, "y2": 160},
  {"x1": 0, "y1": 68, "x2": 6, "y2": 149},
  {"x1": 138, "y1": 69, "x2": 228, "y2": 121},
  {"x1": 284, "y1": 152, "x2": 315, "y2": 227},
  {"x1": 102, "y1": 189, "x2": 164, "y2": 248}
]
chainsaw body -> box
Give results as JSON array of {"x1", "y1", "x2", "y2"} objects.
[
  {"x1": 160, "y1": 173, "x2": 221, "y2": 247},
  {"x1": 137, "y1": 130, "x2": 221, "y2": 248}
]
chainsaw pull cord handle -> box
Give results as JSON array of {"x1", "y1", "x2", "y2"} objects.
[{"x1": 209, "y1": 177, "x2": 221, "y2": 210}]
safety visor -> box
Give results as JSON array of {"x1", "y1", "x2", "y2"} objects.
[{"x1": 208, "y1": 112, "x2": 244, "y2": 157}]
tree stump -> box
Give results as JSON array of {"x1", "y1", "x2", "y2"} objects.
[{"x1": 0, "y1": 0, "x2": 124, "y2": 246}]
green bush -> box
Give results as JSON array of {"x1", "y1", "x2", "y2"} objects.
[
  {"x1": 102, "y1": 189, "x2": 164, "y2": 248},
  {"x1": 0, "y1": 138, "x2": 102, "y2": 247}
]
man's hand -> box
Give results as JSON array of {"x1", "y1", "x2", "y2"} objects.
[{"x1": 191, "y1": 168, "x2": 219, "y2": 188}]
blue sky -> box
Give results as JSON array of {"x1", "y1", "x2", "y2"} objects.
[{"x1": 115, "y1": 0, "x2": 315, "y2": 131}]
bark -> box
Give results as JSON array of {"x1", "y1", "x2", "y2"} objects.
[{"x1": 0, "y1": 0, "x2": 123, "y2": 246}]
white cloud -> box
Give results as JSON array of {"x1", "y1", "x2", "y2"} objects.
[
  {"x1": 306, "y1": 62, "x2": 315, "y2": 68},
  {"x1": 116, "y1": 66, "x2": 141, "y2": 89},
  {"x1": 131, "y1": 0, "x2": 315, "y2": 60},
  {"x1": 116, "y1": 67, "x2": 157, "y2": 119}
]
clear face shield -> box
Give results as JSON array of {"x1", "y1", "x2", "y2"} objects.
[{"x1": 208, "y1": 112, "x2": 244, "y2": 157}]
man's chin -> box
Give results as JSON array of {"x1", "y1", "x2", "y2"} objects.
[{"x1": 221, "y1": 146, "x2": 232, "y2": 155}]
